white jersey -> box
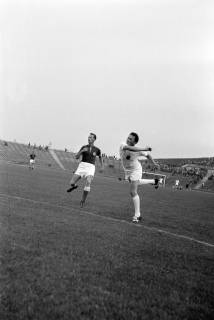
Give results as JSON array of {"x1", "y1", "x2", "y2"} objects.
[{"x1": 119, "y1": 142, "x2": 148, "y2": 171}]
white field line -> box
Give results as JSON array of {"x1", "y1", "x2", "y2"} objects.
[
  {"x1": 0, "y1": 192, "x2": 214, "y2": 249},
  {"x1": 48, "y1": 149, "x2": 65, "y2": 170}
]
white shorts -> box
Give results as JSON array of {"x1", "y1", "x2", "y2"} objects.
[
  {"x1": 75, "y1": 162, "x2": 95, "y2": 178},
  {"x1": 30, "y1": 159, "x2": 35, "y2": 165},
  {"x1": 124, "y1": 168, "x2": 142, "y2": 182}
]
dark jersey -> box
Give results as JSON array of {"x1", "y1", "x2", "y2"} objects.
[
  {"x1": 30, "y1": 154, "x2": 36, "y2": 160},
  {"x1": 79, "y1": 145, "x2": 101, "y2": 165}
]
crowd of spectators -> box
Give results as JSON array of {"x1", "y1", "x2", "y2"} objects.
[{"x1": 28, "y1": 142, "x2": 49, "y2": 151}]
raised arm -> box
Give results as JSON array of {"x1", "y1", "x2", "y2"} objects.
[
  {"x1": 145, "y1": 153, "x2": 160, "y2": 168},
  {"x1": 99, "y1": 155, "x2": 104, "y2": 170},
  {"x1": 97, "y1": 150, "x2": 104, "y2": 172},
  {"x1": 123, "y1": 145, "x2": 152, "y2": 152}
]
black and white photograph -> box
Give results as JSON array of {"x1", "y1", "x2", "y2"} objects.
[{"x1": 0, "y1": 0, "x2": 213, "y2": 319}]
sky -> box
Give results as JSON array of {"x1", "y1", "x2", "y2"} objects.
[{"x1": 0, "y1": 0, "x2": 214, "y2": 158}]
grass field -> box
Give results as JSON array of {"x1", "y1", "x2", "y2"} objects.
[{"x1": 0, "y1": 162, "x2": 214, "y2": 320}]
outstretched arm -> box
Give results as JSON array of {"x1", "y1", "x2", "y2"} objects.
[
  {"x1": 146, "y1": 153, "x2": 160, "y2": 169},
  {"x1": 98, "y1": 155, "x2": 104, "y2": 172},
  {"x1": 123, "y1": 145, "x2": 152, "y2": 152}
]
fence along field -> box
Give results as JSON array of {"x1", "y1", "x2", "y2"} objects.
[{"x1": 0, "y1": 146, "x2": 214, "y2": 319}]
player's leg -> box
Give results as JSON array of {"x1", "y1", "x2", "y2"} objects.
[
  {"x1": 80, "y1": 175, "x2": 94, "y2": 207},
  {"x1": 138, "y1": 177, "x2": 160, "y2": 188},
  {"x1": 29, "y1": 159, "x2": 33, "y2": 170},
  {"x1": 138, "y1": 178, "x2": 155, "y2": 185},
  {"x1": 67, "y1": 174, "x2": 81, "y2": 192},
  {"x1": 130, "y1": 180, "x2": 142, "y2": 222}
]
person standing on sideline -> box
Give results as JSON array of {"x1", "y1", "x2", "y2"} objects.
[
  {"x1": 120, "y1": 132, "x2": 160, "y2": 223},
  {"x1": 67, "y1": 133, "x2": 104, "y2": 207},
  {"x1": 174, "y1": 179, "x2": 180, "y2": 190},
  {"x1": 29, "y1": 152, "x2": 36, "y2": 170}
]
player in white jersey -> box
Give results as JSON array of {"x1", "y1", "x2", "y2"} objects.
[
  {"x1": 120, "y1": 132, "x2": 160, "y2": 223},
  {"x1": 29, "y1": 152, "x2": 36, "y2": 170}
]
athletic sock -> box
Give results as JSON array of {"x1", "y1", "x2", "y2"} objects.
[
  {"x1": 81, "y1": 190, "x2": 89, "y2": 203},
  {"x1": 132, "y1": 194, "x2": 140, "y2": 217},
  {"x1": 139, "y1": 179, "x2": 155, "y2": 185}
]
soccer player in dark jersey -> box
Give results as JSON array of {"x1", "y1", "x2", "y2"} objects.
[{"x1": 67, "y1": 133, "x2": 104, "y2": 207}]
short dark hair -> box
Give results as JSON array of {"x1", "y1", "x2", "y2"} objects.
[
  {"x1": 130, "y1": 132, "x2": 139, "y2": 143},
  {"x1": 90, "y1": 132, "x2": 97, "y2": 140}
]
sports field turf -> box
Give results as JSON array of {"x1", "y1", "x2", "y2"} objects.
[{"x1": 0, "y1": 162, "x2": 214, "y2": 319}]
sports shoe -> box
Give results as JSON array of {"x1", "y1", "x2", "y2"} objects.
[
  {"x1": 132, "y1": 216, "x2": 142, "y2": 223},
  {"x1": 154, "y1": 178, "x2": 159, "y2": 189},
  {"x1": 67, "y1": 184, "x2": 78, "y2": 192}
]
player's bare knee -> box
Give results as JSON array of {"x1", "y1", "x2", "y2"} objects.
[
  {"x1": 86, "y1": 176, "x2": 93, "y2": 184},
  {"x1": 70, "y1": 174, "x2": 80, "y2": 185},
  {"x1": 84, "y1": 178, "x2": 92, "y2": 191},
  {"x1": 130, "y1": 190, "x2": 137, "y2": 197}
]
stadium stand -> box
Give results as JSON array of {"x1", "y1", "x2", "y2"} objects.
[
  {"x1": 0, "y1": 140, "x2": 59, "y2": 169},
  {"x1": 197, "y1": 170, "x2": 214, "y2": 192},
  {"x1": 194, "y1": 169, "x2": 213, "y2": 189},
  {"x1": 1, "y1": 140, "x2": 213, "y2": 191},
  {"x1": 54, "y1": 149, "x2": 78, "y2": 171}
]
